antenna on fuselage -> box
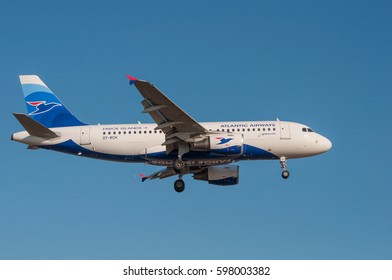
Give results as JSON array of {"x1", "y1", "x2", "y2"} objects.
[
  {"x1": 276, "y1": 118, "x2": 280, "y2": 121},
  {"x1": 138, "y1": 121, "x2": 141, "y2": 124}
]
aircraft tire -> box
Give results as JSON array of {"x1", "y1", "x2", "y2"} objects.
[
  {"x1": 282, "y1": 170, "x2": 290, "y2": 179},
  {"x1": 173, "y1": 158, "x2": 185, "y2": 172},
  {"x1": 174, "y1": 179, "x2": 185, "y2": 192}
]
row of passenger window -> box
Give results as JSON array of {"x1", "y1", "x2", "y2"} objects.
[
  {"x1": 103, "y1": 130, "x2": 163, "y2": 135},
  {"x1": 214, "y1": 128, "x2": 276, "y2": 132},
  {"x1": 102, "y1": 127, "x2": 276, "y2": 135}
]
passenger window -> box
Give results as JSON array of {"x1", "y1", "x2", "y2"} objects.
[
  {"x1": 139, "y1": 131, "x2": 142, "y2": 134},
  {"x1": 103, "y1": 132, "x2": 106, "y2": 135}
]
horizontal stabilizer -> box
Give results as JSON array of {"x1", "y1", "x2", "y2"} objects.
[
  {"x1": 27, "y1": 145, "x2": 40, "y2": 150},
  {"x1": 13, "y1": 113, "x2": 59, "y2": 139}
]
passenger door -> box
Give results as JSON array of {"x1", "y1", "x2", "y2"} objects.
[
  {"x1": 80, "y1": 126, "x2": 91, "y2": 145},
  {"x1": 279, "y1": 122, "x2": 291, "y2": 139}
]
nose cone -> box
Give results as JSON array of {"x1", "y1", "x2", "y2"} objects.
[{"x1": 320, "y1": 136, "x2": 332, "y2": 153}]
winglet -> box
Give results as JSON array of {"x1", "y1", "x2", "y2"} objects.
[
  {"x1": 126, "y1": 75, "x2": 139, "y2": 85},
  {"x1": 139, "y1": 173, "x2": 148, "y2": 182}
]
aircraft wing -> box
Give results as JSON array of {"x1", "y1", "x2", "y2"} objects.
[
  {"x1": 128, "y1": 75, "x2": 207, "y2": 135},
  {"x1": 141, "y1": 167, "x2": 178, "y2": 182}
]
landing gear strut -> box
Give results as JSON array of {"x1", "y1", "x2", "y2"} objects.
[
  {"x1": 173, "y1": 142, "x2": 188, "y2": 191},
  {"x1": 173, "y1": 158, "x2": 186, "y2": 192},
  {"x1": 174, "y1": 178, "x2": 185, "y2": 192},
  {"x1": 280, "y1": 157, "x2": 290, "y2": 179}
]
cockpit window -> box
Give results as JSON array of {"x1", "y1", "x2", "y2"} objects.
[{"x1": 302, "y1": 127, "x2": 315, "y2": 132}]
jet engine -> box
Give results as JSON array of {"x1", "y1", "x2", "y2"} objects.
[
  {"x1": 193, "y1": 165, "x2": 239, "y2": 186},
  {"x1": 190, "y1": 134, "x2": 243, "y2": 155}
]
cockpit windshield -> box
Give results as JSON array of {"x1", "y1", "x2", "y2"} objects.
[{"x1": 302, "y1": 127, "x2": 314, "y2": 133}]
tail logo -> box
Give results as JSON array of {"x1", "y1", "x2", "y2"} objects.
[
  {"x1": 27, "y1": 101, "x2": 62, "y2": 115},
  {"x1": 216, "y1": 137, "x2": 233, "y2": 145}
]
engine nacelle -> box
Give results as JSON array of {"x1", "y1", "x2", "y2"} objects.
[
  {"x1": 194, "y1": 165, "x2": 239, "y2": 186},
  {"x1": 191, "y1": 134, "x2": 243, "y2": 155}
]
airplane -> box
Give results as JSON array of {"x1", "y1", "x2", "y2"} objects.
[{"x1": 11, "y1": 74, "x2": 332, "y2": 192}]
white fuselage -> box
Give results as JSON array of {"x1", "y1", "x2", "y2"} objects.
[{"x1": 12, "y1": 120, "x2": 332, "y2": 165}]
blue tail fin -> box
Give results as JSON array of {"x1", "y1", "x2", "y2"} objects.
[{"x1": 19, "y1": 75, "x2": 85, "y2": 128}]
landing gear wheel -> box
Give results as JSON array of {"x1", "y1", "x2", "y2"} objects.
[
  {"x1": 173, "y1": 158, "x2": 185, "y2": 172},
  {"x1": 282, "y1": 170, "x2": 290, "y2": 179},
  {"x1": 280, "y1": 157, "x2": 290, "y2": 180},
  {"x1": 174, "y1": 179, "x2": 185, "y2": 193}
]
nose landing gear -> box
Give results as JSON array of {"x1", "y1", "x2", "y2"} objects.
[
  {"x1": 280, "y1": 157, "x2": 290, "y2": 179},
  {"x1": 282, "y1": 170, "x2": 290, "y2": 179}
]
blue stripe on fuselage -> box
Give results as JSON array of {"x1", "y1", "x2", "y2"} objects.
[
  {"x1": 41, "y1": 139, "x2": 143, "y2": 162},
  {"x1": 39, "y1": 141, "x2": 278, "y2": 163},
  {"x1": 241, "y1": 144, "x2": 278, "y2": 159}
]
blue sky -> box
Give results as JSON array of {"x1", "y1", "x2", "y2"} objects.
[{"x1": 1, "y1": 0, "x2": 391, "y2": 259}]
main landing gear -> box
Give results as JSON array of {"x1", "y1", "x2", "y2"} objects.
[
  {"x1": 173, "y1": 158, "x2": 185, "y2": 172},
  {"x1": 173, "y1": 158, "x2": 186, "y2": 192},
  {"x1": 280, "y1": 157, "x2": 290, "y2": 179},
  {"x1": 173, "y1": 157, "x2": 186, "y2": 192},
  {"x1": 174, "y1": 178, "x2": 185, "y2": 193}
]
